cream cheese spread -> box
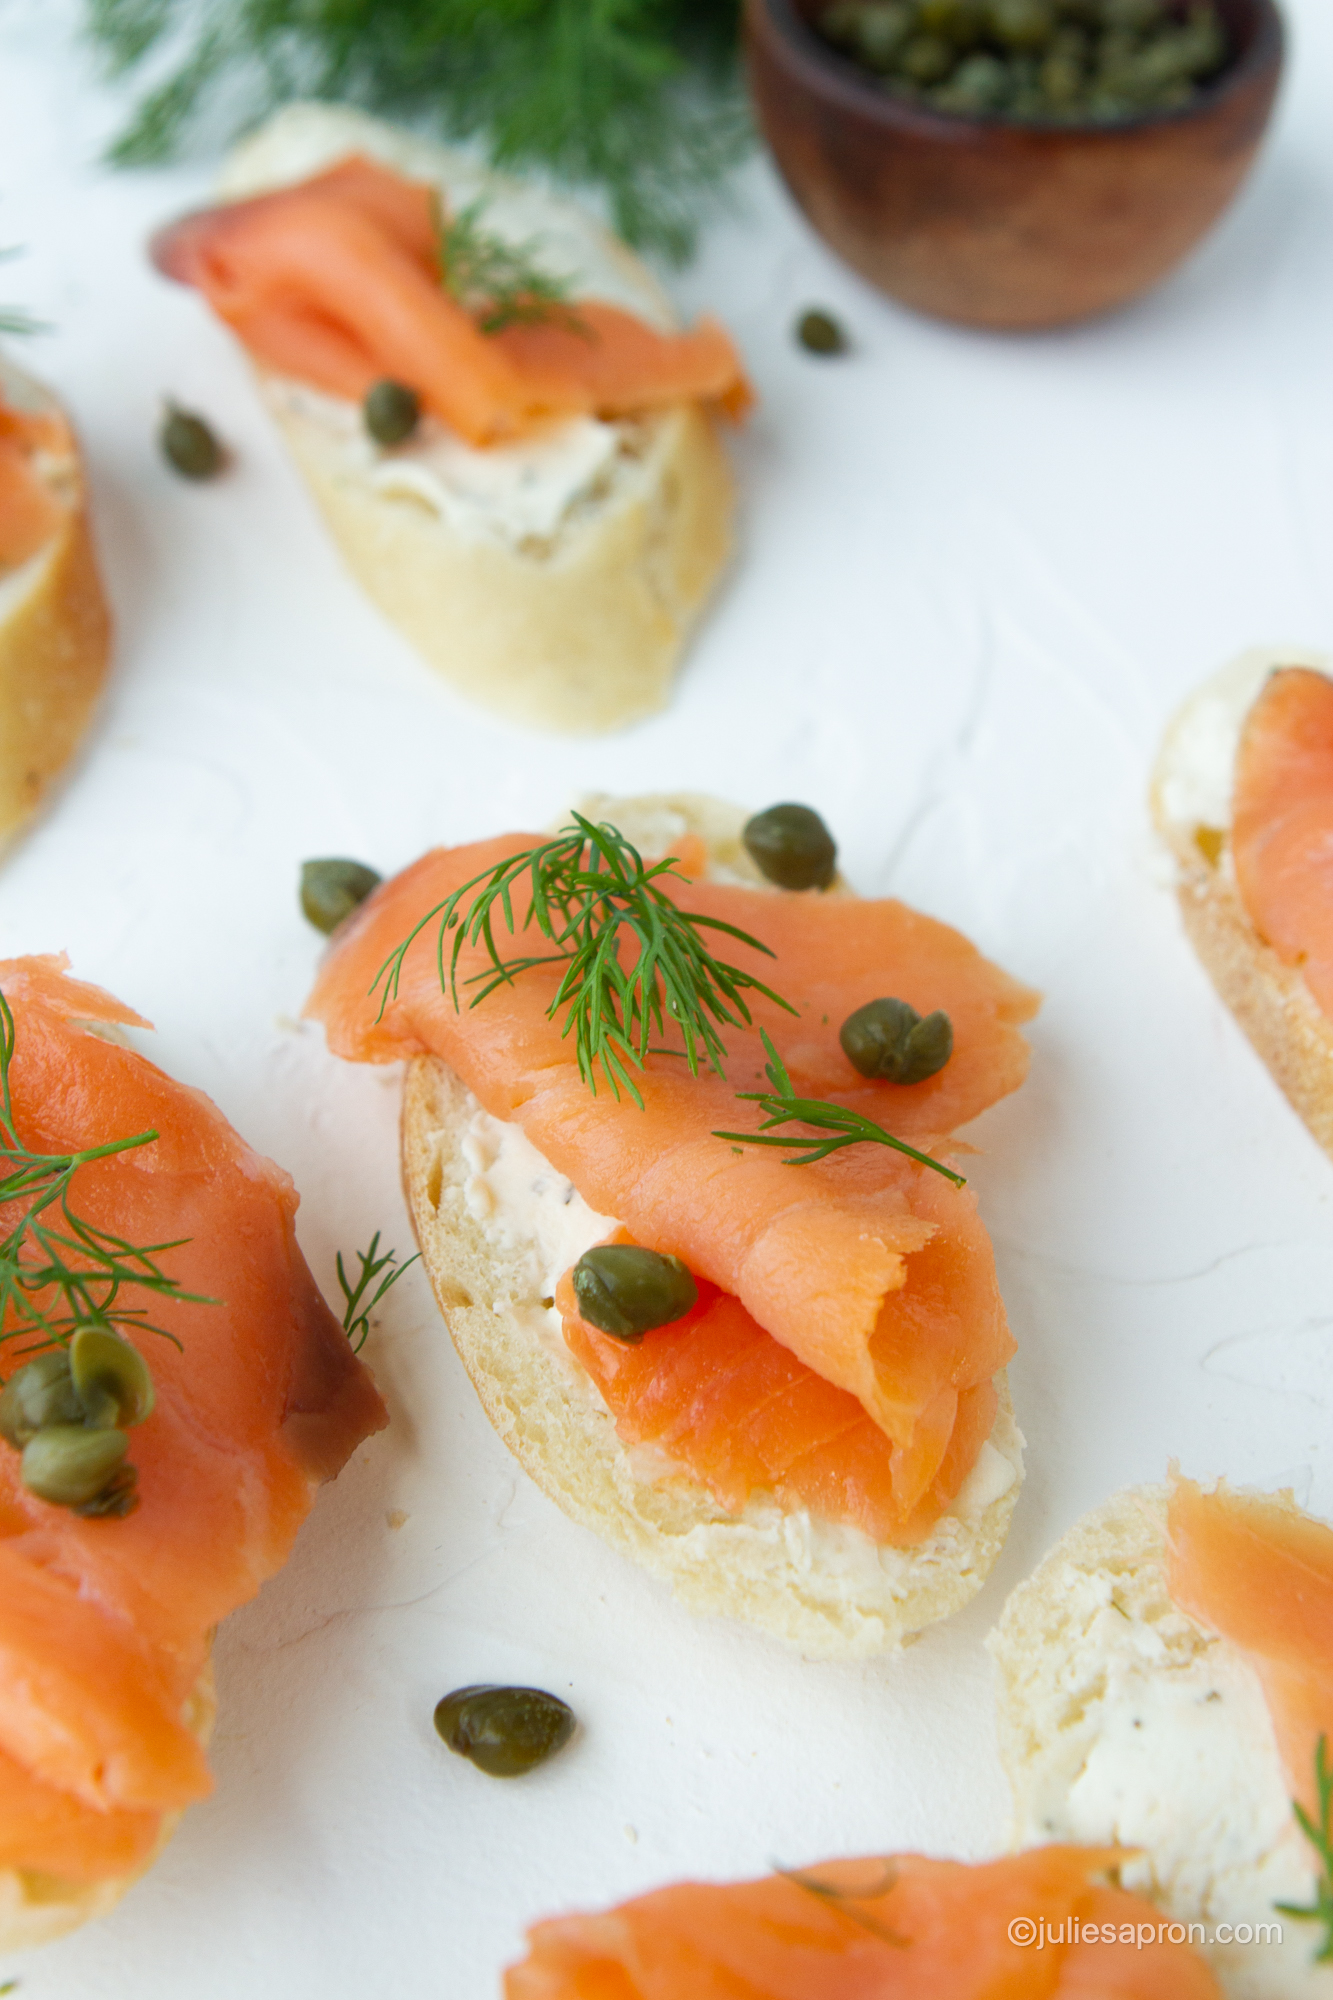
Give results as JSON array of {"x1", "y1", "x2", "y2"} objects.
[
  {"x1": 458, "y1": 1101, "x2": 1021, "y2": 1575},
  {"x1": 218, "y1": 103, "x2": 673, "y2": 552},
  {"x1": 1156, "y1": 644, "x2": 1332, "y2": 839}
]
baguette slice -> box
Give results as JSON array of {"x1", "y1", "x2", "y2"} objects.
[
  {"x1": 213, "y1": 104, "x2": 735, "y2": 735},
  {"x1": 401, "y1": 792, "x2": 1024, "y2": 1660},
  {"x1": 0, "y1": 1665, "x2": 214, "y2": 1954},
  {"x1": 0, "y1": 358, "x2": 110, "y2": 852},
  {"x1": 988, "y1": 1485, "x2": 1330, "y2": 2000},
  {"x1": 1151, "y1": 646, "x2": 1333, "y2": 1160}
]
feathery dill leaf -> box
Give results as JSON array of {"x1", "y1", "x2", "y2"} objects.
[
  {"x1": 0, "y1": 991, "x2": 211, "y2": 1366},
  {"x1": 1276, "y1": 1735, "x2": 1333, "y2": 1961},
  {"x1": 82, "y1": 0, "x2": 748, "y2": 259},
  {"x1": 336, "y1": 1232, "x2": 418, "y2": 1352},
  {"x1": 775, "y1": 1861, "x2": 907, "y2": 1946},
  {"x1": 371, "y1": 815, "x2": 796, "y2": 1109},
  {"x1": 714, "y1": 1030, "x2": 967, "y2": 1185},
  {"x1": 0, "y1": 246, "x2": 48, "y2": 336},
  {"x1": 436, "y1": 198, "x2": 582, "y2": 335}
]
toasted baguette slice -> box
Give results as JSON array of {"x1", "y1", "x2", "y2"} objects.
[
  {"x1": 214, "y1": 104, "x2": 735, "y2": 735},
  {"x1": 0, "y1": 359, "x2": 110, "y2": 851},
  {"x1": 1151, "y1": 646, "x2": 1333, "y2": 1160},
  {"x1": 988, "y1": 1485, "x2": 1327, "y2": 2000},
  {"x1": 401, "y1": 792, "x2": 1024, "y2": 1660},
  {"x1": 0, "y1": 1661, "x2": 214, "y2": 1954}
]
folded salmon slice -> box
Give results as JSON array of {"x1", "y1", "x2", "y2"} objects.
[
  {"x1": 1167, "y1": 1472, "x2": 1333, "y2": 1820},
  {"x1": 306, "y1": 834, "x2": 1036, "y2": 1510},
  {"x1": 151, "y1": 155, "x2": 751, "y2": 447},
  {"x1": 1233, "y1": 666, "x2": 1333, "y2": 1020},
  {"x1": 505, "y1": 1848, "x2": 1220, "y2": 1999},
  {"x1": 0, "y1": 399, "x2": 67, "y2": 570},
  {"x1": 0, "y1": 955, "x2": 387, "y2": 1877}
]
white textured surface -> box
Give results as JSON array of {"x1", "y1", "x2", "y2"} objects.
[{"x1": 0, "y1": 1, "x2": 1332, "y2": 1993}]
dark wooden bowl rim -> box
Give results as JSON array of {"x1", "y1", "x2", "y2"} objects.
[{"x1": 752, "y1": 0, "x2": 1284, "y2": 144}]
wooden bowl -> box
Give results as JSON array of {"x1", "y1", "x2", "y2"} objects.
[{"x1": 744, "y1": 0, "x2": 1284, "y2": 330}]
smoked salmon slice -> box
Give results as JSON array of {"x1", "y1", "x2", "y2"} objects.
[
  {"x1": 1232, "y1": 666, "x2": 1333, "y2": 1020},
  {"x1": 151, "y1": 155, "x2": 751, "y2": 448},
  {"x1": 505, "y1": 1848, "x2": 1221, "y2": 1999},
  {"x1": 306, "y1": 833, "x2": 1036, "y2": 1529},
  {"x1": 1166, "y1": 1472, "x2": 1333, "y2": 1820},
  {"x1": 0, "y1": 955, "x2": 387, "y2": 1879},
  {"x1": 0, "y1": 398, "x2": 66, "y2": 570}
]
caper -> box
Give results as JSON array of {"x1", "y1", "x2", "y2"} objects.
[
  {"x1": 300, "y1": 858, "x2": 383, "y2": 935},
  {"x1": 796, "y1": 309, "x2": 848, "y2": 356},
  {"x1": 854, "y1": 0, "x2": 913, "y2": 65},
  {"x1": 989, "y1": 0, "x2": 1054, "y2": 51},
  {"x1": 74, "y1": 1462, "x2": 140, "y2": 1519},
  {"x1": 935, "y1": 50, "x2": 1010, "y2": 107},
  {"x1": 840, "y1": 997, "x2": 954, "y2": 1084},
  {"x1": 21, "y1": 1424, "x2": 131, "y2": 1510},
  {"x1": 160, "y1": 403, "x2": 225, "y2": 481},
  {"x1": 363, "y1": 378, "x2": 421, "y2": 447},
  {"x1": 742, "y1": 804, "x2": 837, "y2": 892},
  {"x1": 434, "y1": 1684, "x2": 575, "y2": 1777},
  {"x1": 572, "y1": 1245, "x2": 697, "y2": 1343},
  {"x1": 899, "y1": 32, "x2": 955, "y2": 80},
  {"x1": 69, "y1": 1328, "x2": 154, "y2": 1431},
  {"x1": 0, "y1": 1349, "x2": 82, "y2": 1449}
]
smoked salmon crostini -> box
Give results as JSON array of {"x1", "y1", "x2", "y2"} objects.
[
  {"x1": 149, "y1": 103, "x2": 747, "y2": 734},
  {"x1": 303, "y1": 792, "x2": 1038, "y2": 1659},
  {"x1": 0, "y1": 358, "x2": 110, "y2": 854},
  {"x1": 505, "y1": 1843, "x2": 1221, "y2": 1999},
  {"x1": 990, "y1": 1473, "x2": 1333, "y2": 1998},
  {"x1": 1152, "y1": 647, "x2": 1333, "y2": 1162},
  {"x1": 0, "y1": 956, "x2": 387, "y2": 1951}
]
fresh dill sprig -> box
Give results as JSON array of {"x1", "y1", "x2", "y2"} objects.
[
  {"x1": 0, "y1": 246, "x2": 48, "y2": 337},
  {"x1": 713, "y1": 1031, "x2": 967, "y2": 1187},
  {"x1": 437, "y1": 199, "x2": 582, "y2": 337},
  {"x1": 336, "y1": 1232, "x2": 418, "y2": 1353},
  {"x1": 81, "y1": 0, "x2": 747, "y2": 260},
  {"x1": 1276, "y1": 1735, "x2": 1333, "y2": 1961},
  {"x1": 0, "y1": 992, "x2": 211, "y2": 1366},
  {"x1": 371, "y1": 815, "x2": 796, "y2": 1109},
  {"x1": 776, "y1": 1860, "x2": 907, "y2": 1946}
]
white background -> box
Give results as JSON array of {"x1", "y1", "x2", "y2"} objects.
[{"x1": 0, "y1": 1, "x2": 1331, "y2": 1992}]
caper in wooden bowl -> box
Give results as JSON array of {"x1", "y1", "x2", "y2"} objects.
[{"x1": 744, "y1": 0, "x2": 1283, "y2": 329}]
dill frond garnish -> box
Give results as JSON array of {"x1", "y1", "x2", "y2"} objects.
[
  {"x1": 437, "y1": 199, "x2": 582, "y2": 337},
  {"x1": 371, "y1": 814, "x2": 796, "y2": 1108},
  {"x1": 0, "y1": 246, "x2": 48, "y2": 337},
  {"x1": 776, "y1": 1860, "x2": 907, "y2": 1946},
  {"x1": 714, "y1": 1031, "x2": 967, "y2": 1186},
  {"x1": 336, "y1": 1232, "x2": 418, "y2": 1353},
  {"x1": 0, "y1": 993, "x2": 210, "y2": 1365},
  {"x1": 83, "y1": 0, "x2": 748, "y2": 260},
  {"x1": 1276, "y1": 1735, "x2": 1333, "y2": 1961}
]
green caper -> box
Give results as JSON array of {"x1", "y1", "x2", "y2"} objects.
[
  {"x1": 434, "y1": 1685, "x2": 575, "y2": 1777},
  {"x1": 840, "y1": 997, "x2": 954, "y2": 1084},
  {"x1": 572, "y1": 1245, "x2": 697, "y2": 1343},
  {"x1": 160, "y1": 403, "x2": 225, "y2": 481},
  {"x1": 742, "y1": 804, "x2": 837, "y2": 892},
  {"x1": 363, "y1": 379, "x2": 421, "y2": 447},
  {"x1": 988, "y1": 0, "x2": 1054, "y2": 50},
  {"x1": 796, "y1": 309, "x2": 849, "y2": 357},
  {"x1": 74, "y1": 1462, "x2": 140, "y2": 1519},
  {"x1": 21, "y1": 1424, "x2": 131, "y2": 1510},
  {"x1": 69, "y1": 1328, "x2": 154, "y2": 1431},
  {"x1": 854, "y1": 0, "x2": 913, "y2": 65},
  {"x1": 0, "y1": 1349, "x2": 83, "y2": 1449},
  {"x1": 899, "y1": 32, "x2": 955, "y2": 80},
  {"x1": 300, "y1": 858, "x2": 383, "y2": 935}
]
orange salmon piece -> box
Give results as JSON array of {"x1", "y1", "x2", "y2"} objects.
[
  {"x1": 1233, "y1": 667, "x2": 1333, "y2": 1019},
  {"x1": 560, "y1": 1265, "x2": 999, "y2": 1540},
  {"x1": 151, "y1": 155, "x2": 751, "y2": 447},
  {"x1": 0, "y1": 1747, "x2": 161, "y2": 1882},
  {"x1": 306, "y1": 837, "x2": 1036, "y2": 1468},
  {"x1": 1167, "y1": 1473, "x2": 1333, "y2": 1818},
  {"x1": 505, "y1": 1849, "x2": 1219, "y2": 2000},
  {"x1": 0, "y1": 955, "x2": 387, "y2": 1863},
  {"x1": 0, "y1": 399, "x2": 67, "y2": 569}
]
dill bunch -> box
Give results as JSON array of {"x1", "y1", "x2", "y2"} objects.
[{"x1": 83, "y1": 0, "x2": 749, "y2": 260}]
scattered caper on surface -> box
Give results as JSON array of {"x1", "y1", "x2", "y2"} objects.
[
  {"x1": 840, "y1": 997, "x2": 954, "y2": 1084},
  {"x1": 742, "y1": 804, "x2": 838, "y2": 892},
  {"x1": 572, "y1": 1245, "x2": 698, "y2": 1343},
  {"x1": 796, "y1": 308, "x2": 849, "y2": 356},
  {"x1": 363, "y1": 378, "x2": 421, "y2": 446},
  {"x1": 160, "y1": 403, "x2": 225, "y2": 480},
  {"x1": 300, "y1": 858, "x2": 383, "y2": 936},
  {"x1": 434, "y1": 1684, "x2": 576, "y2": 1777}
]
